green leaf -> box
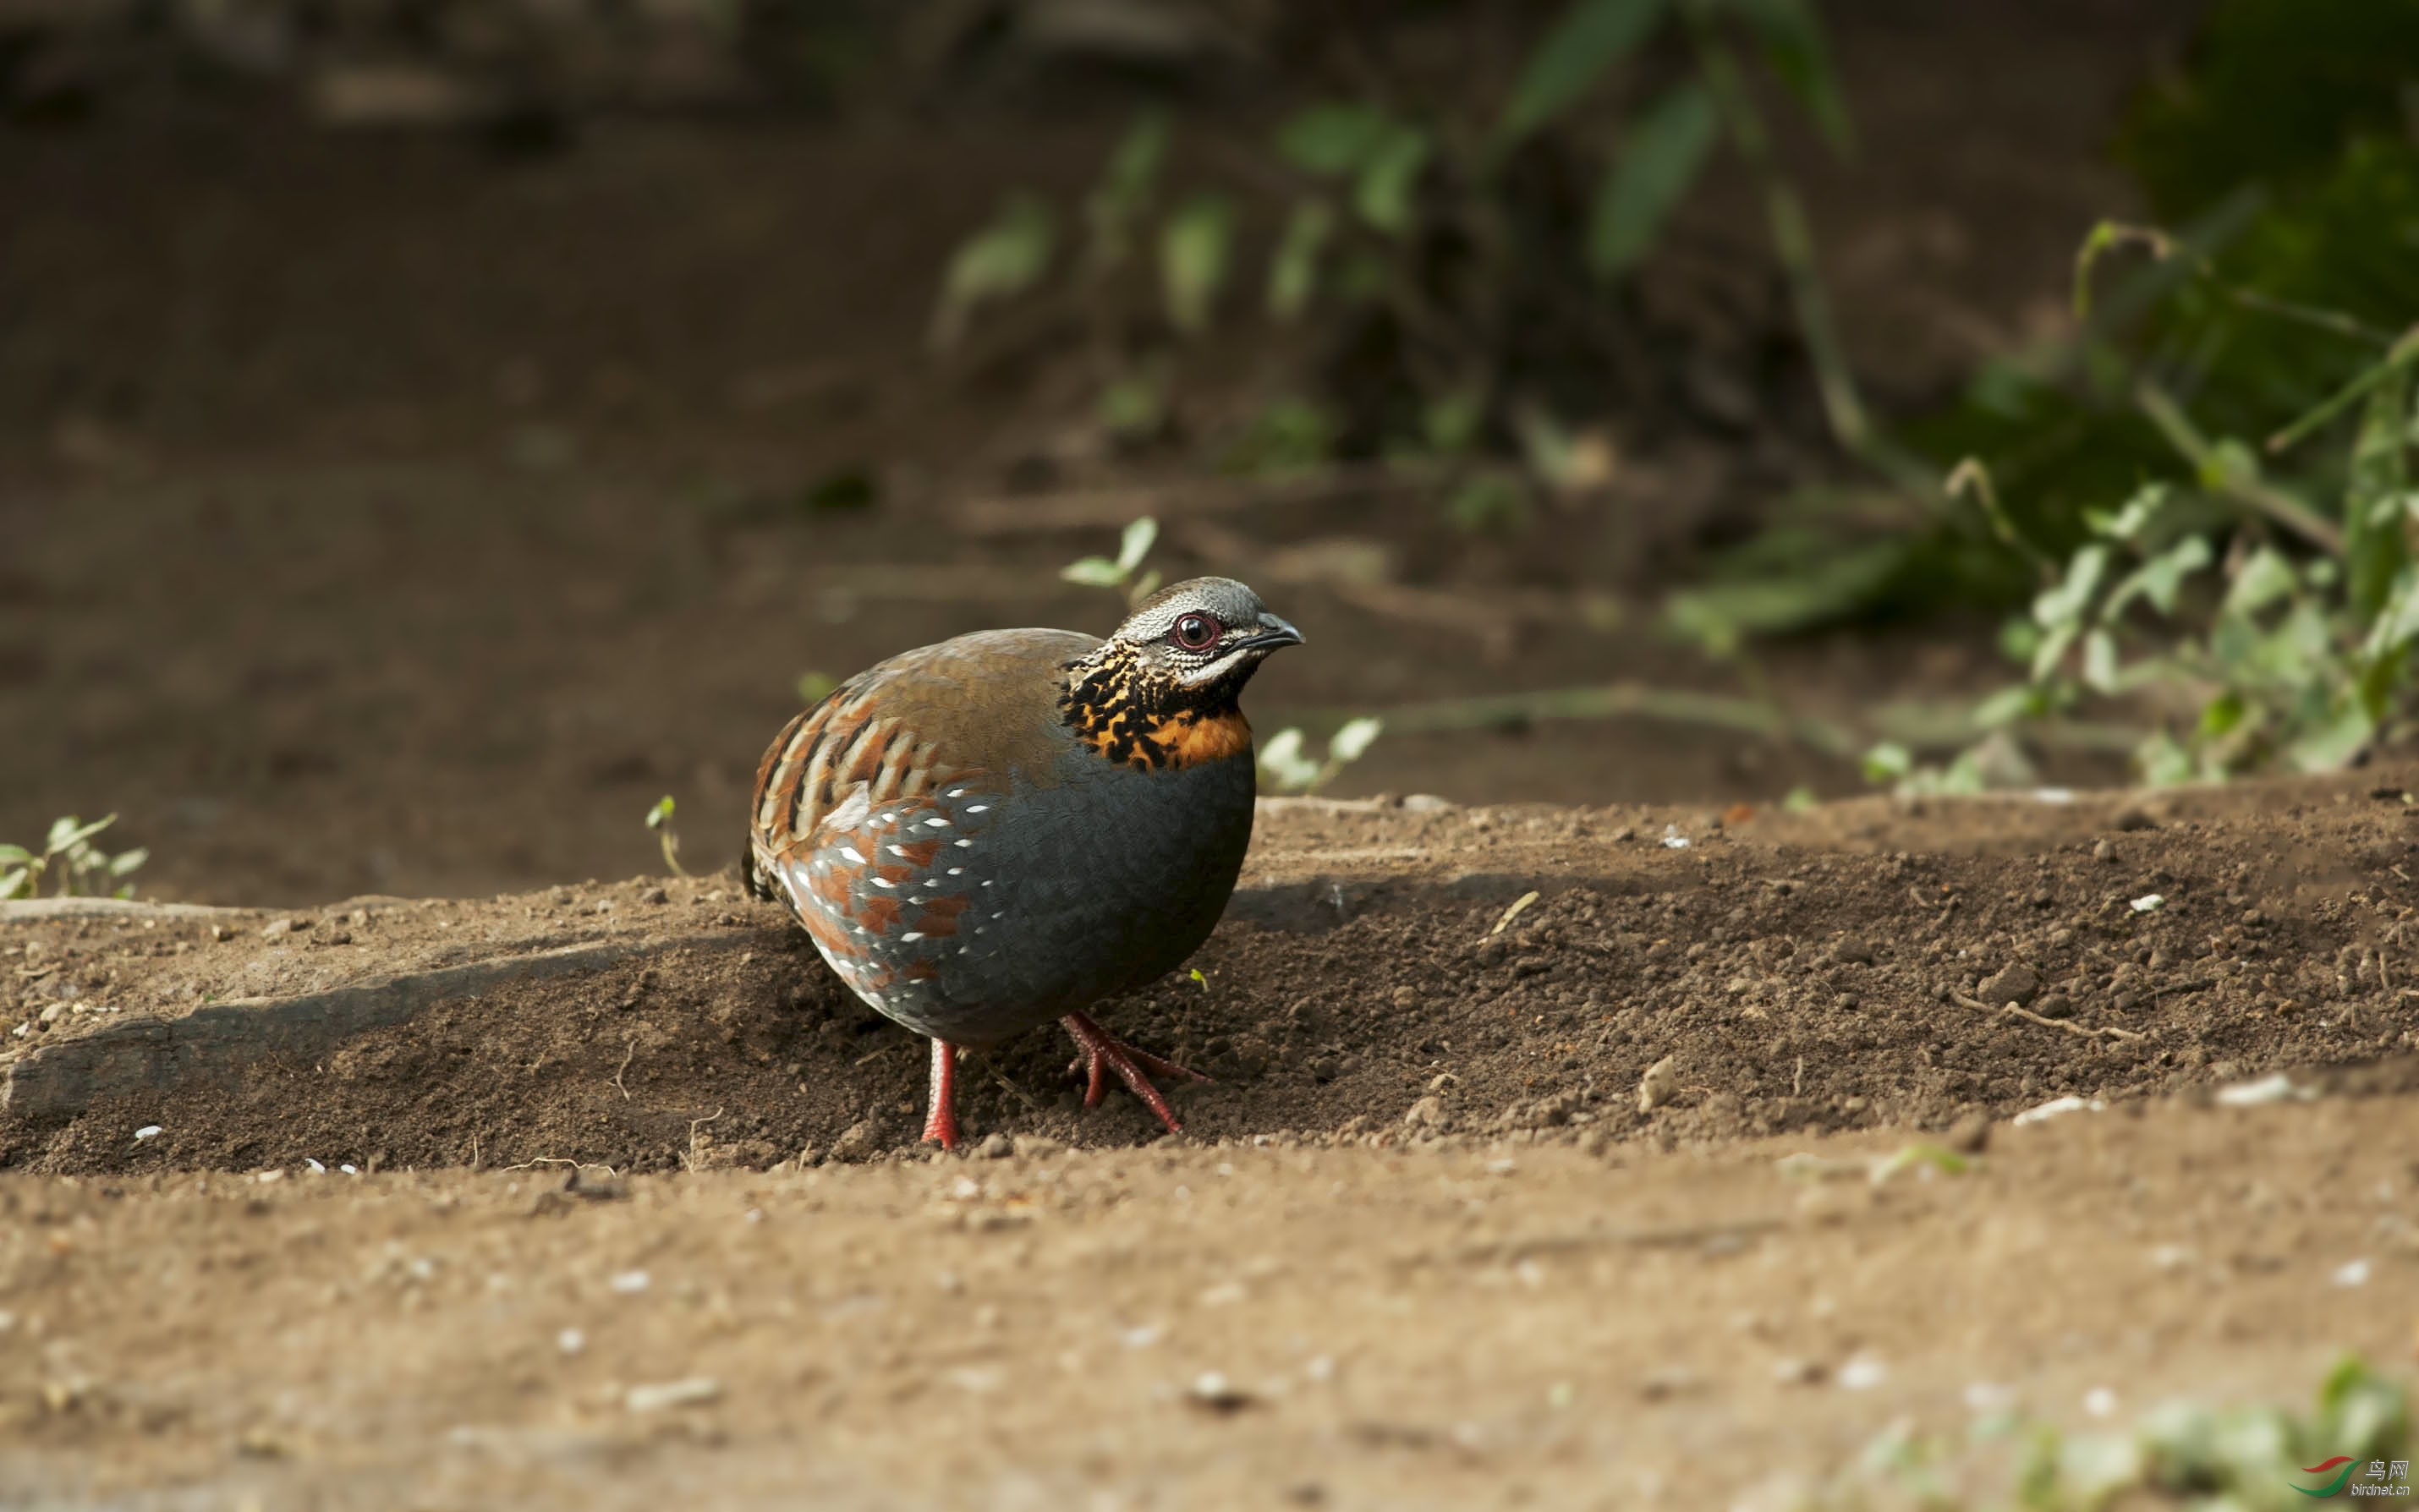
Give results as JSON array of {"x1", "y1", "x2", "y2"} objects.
[
  {"x1": 2081, "y1": 629, "x2": 2119, "y2": 693},
  {"x1": 930, "y1": 194, "x2": 1056, "y2": 349},
  {"x1": 2343, "y1": 364, "x2": 2414, "y2": 626},
  {"x1": 1116, "y1": 517, "x2": 1159, "y2": 572},
  {"x1": 1060, "y1": 556, "x2": 1127, "y2": 587},
  {"x1": 2199, "y1": 690, "x2": 2247, "y2": 737},
  {"x1": 1497, "y1": 0, "x2": 1670, "y2": 151},
  {"x1": 1257, "y1": 728, "x2": 1320, "y2": 791},
  {"x1": 45, "y1": 814, "x2": 115, "y2": 857},
  {"x1": 2137, "y1": 729, "x2": 2194, "y2": 786},
  {"x1": 1098, "y1": 366, "x2": 1170, "y2": 440},
  {"x1": 2286, "y1": 699, "x2": 2375, "y2": 772},
  {"x1": 1159, "y1": 193, "x2": 1234, "y2": 334},
  {"x1": 1277, "y1": 104, "x2": 1399, "y2": 177},
  {"x1": 1423, "y1": 387, "x2": 1487, "y2": 454},
  {"x1": 1971, "y1": 684, "x2": 2040, "y2": 728},
  {"x1": 1718, "y1": 0, "x2": 1851, "y2": 151},
  {"x1": 107, "y1": 847, "x2": 147, "y2": 877},
  {"x1": 645, "y1": 797, "x2": 676, "y2": 830},
  {"x1": 0, "y1": 867, "x2": 26, "y2": 900},
  {"x1": 1330, "y1": 717, "x2": 1385, "y2": 764},
  {"x1": 1586, "y1": 83, "x2": 1718, "y2": 278},
  {"x1": 2224, "y1": 546, "x2": 2300, "y2": 618},
  {"x1": 1354, "y1": 125, "x2": 1432, "y2": 235},
  {"x1": 2099, "y1": 483, "x2": 2171, "y2": 544},
  {"x1": 2104, "y1": 534, "x2": 2213, "y2": 620},
  {"x1": 1083, "y1": 109, "x2": 1170, "y2": 274},
  {"x1": 2361, "y1": 563, "x2": 2419, "y2": 660},
  {"x1": 1861, "y1": 742, "x2": 1912, "y2": 784},
  {"x1": 2032, "y1": 544, "x2": 2110, "y2": 631},
  {"x1": 0, "y1": 844, "x2": 31, "y2": 865},
  {"x1": 1266, "y1": 200, "x2": 1335, "y2": 321}
]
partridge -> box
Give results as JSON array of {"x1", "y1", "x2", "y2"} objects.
[{"x1": 744, "y1": 577, "x2": 1302, "y2": 1151}]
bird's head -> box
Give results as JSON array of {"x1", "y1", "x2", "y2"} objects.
[
  {"x1": 1061, "y1": 577, "x2": 1302, "y2": 768},
  {"x1": 1107, "y1": 576, "x2": 1303, "y2": 694}
]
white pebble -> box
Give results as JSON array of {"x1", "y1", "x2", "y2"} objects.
[
  {"x1": 340, "y1": 1164, "x2": 359, "y2": 1175},
  {"x1": 1120, "y1": 1325, "x2": 1162, "y2": 1350},
  {"x1": 2129, "y1": 893, "x2": 2164, "y2": 913},
  {"x1": 624, "y1": 1377, "x2": 720, "y2": 1413},
  {"x1": 2082, "y1": 1386, "x2": 2118, "y2": 1418},
  {"x1": 2332, "y1": 1258, "x2": 2372, "y2": 1288},
  {"x1": 134, "y1": 1125, "x2": 163, "y2": 1142},
  {"x1": 305, "y1": 1159, "x2": 326, "y2": 1174},
  {"x1": 1963, "y1": 1382, "x2": 2016, "y2": 1413},
  {"x1": 557, "y1": 1328, "x2": 585, "y2": 1356},
  {"x1": 1659, "y1": 824, "x2": 1691, "y2": 849},
  {"x1": 1839, "y1": 1355, "x2": 1887, "y2": 1390},
  {"x1": 609, "y1": 1269, "x2": 651, "y2": 1295}
]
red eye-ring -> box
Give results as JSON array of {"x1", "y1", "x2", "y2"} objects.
[{"x1": 1172, "y1": 612, "x2": 1222, "y2": 650}]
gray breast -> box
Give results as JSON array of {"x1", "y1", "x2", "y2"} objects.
[{"x1": 777, "y1": 747, "x2": 1256, "y2": 1048}]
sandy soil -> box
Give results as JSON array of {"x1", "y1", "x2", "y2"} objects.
[{"x1": 4, "y1": 774, "x2": 2416, "y2": 1507}]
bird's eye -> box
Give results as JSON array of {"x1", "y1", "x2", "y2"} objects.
[{"x1": 1171, "y1": 612, "x2": 1222, "y2": 650}]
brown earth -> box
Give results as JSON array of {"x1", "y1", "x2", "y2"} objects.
[{"x1": 4, "y1": 773, "x2": 2418, "y2": 1506}]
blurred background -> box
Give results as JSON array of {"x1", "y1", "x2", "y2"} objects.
[{"x1": 2, "y1": 0, "x2": 2414, "y2": 905}]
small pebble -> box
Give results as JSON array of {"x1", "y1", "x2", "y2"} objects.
[
  {"x1": 609, "y1": 1269, "x2": 651, "y2": 1294},
  {"x1": 2082, "y1": 1386, "x2": 2118, "y2": 1418},
  {"x1": 1838, "y1": 1355, "x2": 1887, "y2": 1391},
  {"x1": 624, "y1": 1377, "x2": 720, "y2": 1413},
  {"x1": 557, "y1": 1328, "x2": 586, "y2": 1356},
  {"x1": 977, "y1": 1132, "x2": 1012, "y2": 1159},
  {"x1": 134, "y1": 1125, "x2": 163, "y2": 1142},
  {"x1": 2331, "y1": 1258, "x2": 2372, "y2": 1288},
  {"x1": 2093, "y1": 840, "x2": 2115, "y2": 864},
  {"x1": 1637, "y1": 1055, "x2": 1679, "y2": 1114}
]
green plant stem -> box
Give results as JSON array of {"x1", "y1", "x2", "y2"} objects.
[
  {"x1": 2136, "y1": 380, "x2": 2347, "y2": 555},
  {"x1": 2268, "y1": 325, "x2": 2419, "y2": 455},
  {"x1": 1274, "y1": 688, "x2": 2142, "y2": 762},
  {"x1": 1687, "y1": 19, "x2": 1932, "y2": 501},
  {"x1": 1290, "y1": 682, "x2": 1860, "y2": 758}
]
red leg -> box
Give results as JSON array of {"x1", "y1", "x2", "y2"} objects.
[
  {"x1": 921, "y1": 1038, "x2": 963, "y2": 1151},
  {"x1": 1059, "y1": 1012, "x2": 1209, "y2": 1137}
]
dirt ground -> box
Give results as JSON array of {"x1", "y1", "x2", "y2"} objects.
[
  {"x1": 18, "y1": 5, "x2": 2402, "y2": 1505},
  {"x1": 5, "y1": 773, "x2": 2418, "y2": 1506}
]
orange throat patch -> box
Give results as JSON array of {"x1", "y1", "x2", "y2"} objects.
[{"x1": 1061, "y1": 649, "x2": 1254, "y2": 770}]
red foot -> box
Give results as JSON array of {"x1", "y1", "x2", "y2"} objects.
[
  {"x1": 921, "y1": 1038, "x2": 962, "y2": 1151},
  {"x1": 1060, "y1": 1012, "x2": 1210, "y2": 1137}
]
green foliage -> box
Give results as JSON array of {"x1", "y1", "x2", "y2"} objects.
[
  {"x1": 1812, "y1": 1356, "x2": 2408, "y2": 1512},
  {"x1": 1223, "y1": 398, "x2": 1337, "y2": 476},
  {"x1": 795, "y1": 671, "x2": 839, "y2": 705},
  {"x1": 1258, "y1": 718, "x2": 1384, "y2": 795},
  {"x1": 1060, "y1": 517, "x2": 1163, "y2": 608},
  {"x1": 1586, "y1": 82, "x2": 1719, "y2": 278},
  {"x1": 2118, "y1": 0, "x2": 2419, "y2": 219},
  {"x1": 1493, "y1": 0, "x2": 1670, "y2": 150},
  {"x1": 1, "y1": 814, "x2": 146, "y2": 901},
  {"x1": 1879, "y1": 320, "x2": 2419, "y2": 790},
  {"x1": 929, "y1": 1, "x2": 1853, "y2": 531},
  {"x1": 645, "y1": 796, "x2": 689, "y2": 879},
  {"x1": 927, "y1": 193, "x2": 1054, "y2": 350},
  {"x1": 1684, "y1": 0, "x2": 2419, "y2": 644}
]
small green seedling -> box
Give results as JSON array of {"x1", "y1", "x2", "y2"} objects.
[
  {"x1": 797, "y1": 671, "x2": 839, "y2": 706},
  {"x1": 645, "y1": 796, "x2": 690, "y2": 879},
  {"x1": 1061, "y1": 517, "x2": 1162, "y2": 608},
  {"x1": 1258, "y1": 717, "x2": 1384, "y2": 795},
  {"x1": 1, "y1": 814, "x2": 146, "y2": 901}
]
